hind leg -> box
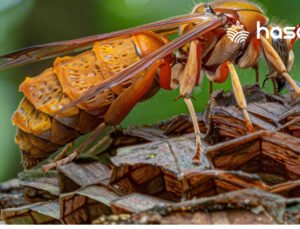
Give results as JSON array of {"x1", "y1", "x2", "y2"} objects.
[{"x1": 42, "y1": 123, "x2": 107, "y2": 172}]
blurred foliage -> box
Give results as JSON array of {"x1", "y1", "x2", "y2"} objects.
[
  {"x1": 1, "y1": 0, "x2": 300, "y2": 181},
  {"x1": 0, "y1": 0, "x2": 34, "y2": 182}
]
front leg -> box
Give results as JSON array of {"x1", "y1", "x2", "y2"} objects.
[{"x1": 261, "y1": 36, "x2": 300, "y2": 95}]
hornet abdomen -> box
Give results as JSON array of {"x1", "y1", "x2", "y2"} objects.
[{"x1": 13, "y1": 32, "x2": 165, "y2": 169}]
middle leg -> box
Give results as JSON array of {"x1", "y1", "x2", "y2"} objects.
[
  {"x1": 184, "y1": 97, "x2": 202, "y2": 165},
  {"x1": 180, "y1": 39, "x2": 203, "y2": 165},
  {"x1": 227, "y1": 62, "x2": 255, "y2": 132}
]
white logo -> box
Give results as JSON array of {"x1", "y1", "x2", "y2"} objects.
[
  {"x1": 226, "y1": 21, "x2": 250, "y2": 44},
  {"x1": 257, "y1": 22, "x2": 300, "y2": 40}
]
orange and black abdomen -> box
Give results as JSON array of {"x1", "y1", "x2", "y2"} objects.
[{"x1": 13, "y1": 32, "x2": 166, "y2": 169}]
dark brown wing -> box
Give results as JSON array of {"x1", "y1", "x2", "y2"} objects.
[
  {"x1": 59, "y1": 15, "x2": 227, "y2": 113},
  {"x1": 0, "y1": 14, "x2": 206, "y2": 70}
]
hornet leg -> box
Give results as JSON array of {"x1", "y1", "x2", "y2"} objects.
[
  {"x1": 184, "y1": 98, "x2": 202, "y2": 165},
  {"x1": 227, "y1": 62, "x2": 255, "y2": 132},
  {"x1": 253, "y1": 63, "x2": 259, "y2": 84},
  {"x1": 261, "y1": 36, "x2": 300, "y2": 95},
  {"x1": 271, "y1": 78, "x2": 278, "y2": 95},
  {"x1": 179, "y1": 40, "x2": 203, "y2": 165},
  {"x1": 53, "y1": 142, "x2": 74, "y2": 162},
  {"x1": 42, "y1": 123, "x2": 107, "y2": 172}
]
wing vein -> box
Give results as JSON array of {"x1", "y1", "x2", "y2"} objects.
[{"x1": 59, "y1": 15, "x2": 226, "y2": 113}]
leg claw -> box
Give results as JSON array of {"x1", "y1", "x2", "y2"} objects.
[
  {"x1": 192, "y1": 158, "x2": 201, "y2": 165},
  {"x1": 246, "y1": 123, "x2": 256, "y2": 133},
  {"x1": 248, "y1": 126, "x2": 256, "y2": 133},
  {"x1": 192, "y1": 144, "x2": 201, "y2": 166}
]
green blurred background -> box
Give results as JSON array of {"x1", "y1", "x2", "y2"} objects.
[{"x1": 0, "y1": 0, "x2": 300, "y2": 181}]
